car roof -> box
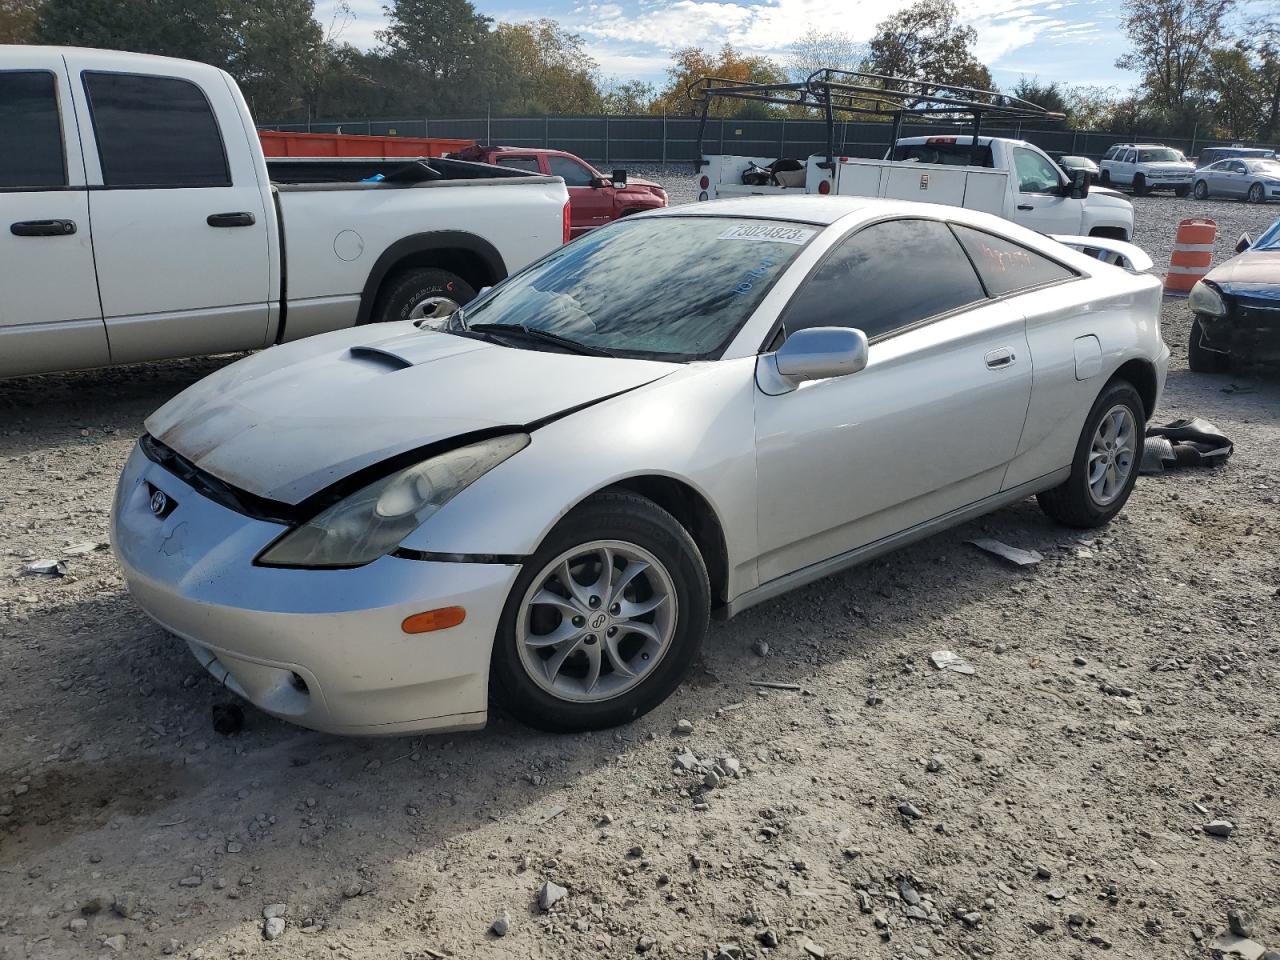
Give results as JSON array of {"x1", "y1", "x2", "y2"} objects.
[{"x1": 2, "y1": 45, "x2": 227, "y2": 77}]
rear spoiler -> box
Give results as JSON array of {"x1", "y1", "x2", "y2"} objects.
[{"x1": 1051, "y1": 235, "x2": 1154, "y2": 274}]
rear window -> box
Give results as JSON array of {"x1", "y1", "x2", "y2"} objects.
[
  {"x1": 952, "y1": 224, "x2": 1076, "y2": 296},
  {"x1": 496, "y1": 157, "x2": 540, "y2": 172},
  {"x1": 83, "y1": 72, "x2": 230, "y2": 188},
  {"x1": 891, "y1": 142, "x2": 993, "y2": 168},
  {"x1": 0, "y1": 71, "x2": 66, "y2": 189}
]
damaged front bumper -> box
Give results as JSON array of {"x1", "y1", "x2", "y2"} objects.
[
  {"x1": 1195, "y1": 293, "x2": 1280, "y2": 364},
  {"x1": 111, "y1": 444, "x2": 520, "y2": 735}
]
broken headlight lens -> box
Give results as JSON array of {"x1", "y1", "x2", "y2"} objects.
[
  {"x1": 1188, "y1": 280, "x2": 1226, "y2": 317},
  {"x1": 257, "y1": 433, "x2": 529, "y2": 568}
]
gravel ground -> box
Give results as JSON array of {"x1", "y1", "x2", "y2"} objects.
[{"x1": 1, "y1": 191, "x2": 1278, "y2": 960}]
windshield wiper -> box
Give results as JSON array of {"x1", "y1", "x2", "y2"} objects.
[{"x1": 466, "y1": 323, "x2": 616, "y2": 358}]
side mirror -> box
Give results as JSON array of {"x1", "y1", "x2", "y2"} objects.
[
  {"x1": 757, "y1": 326, "x2": 868, "y2": 395},
  {"x1": 1068, "y1": 168, "x2": 1090, "y2": 199},
  {"x1": 1236, "y1": 233, "x2": 1252, "y2": 254},
  {"x1": 611, "y1": 168, "x2": 628, "y2": 187}
]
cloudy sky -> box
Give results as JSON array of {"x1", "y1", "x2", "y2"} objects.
[{"x1": 316, "y1": 0, "x2": 1142, "y2": 90}]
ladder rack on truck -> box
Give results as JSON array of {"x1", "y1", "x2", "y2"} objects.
[{"x1": 688, "y1": 69, "x2": 1064, "y2": 174}]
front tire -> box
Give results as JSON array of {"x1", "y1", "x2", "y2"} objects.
[
  {"x1": 490, "y1": 491, "x2": 710, "y2": 732},
  {"x1": 1188, "y1": 316, "x2": 1230, "y2": 373},
  {"x1": 1132, "y1": 174, "x2": 1150, "y2": 196},
  {"x1": 1037, "y1": 380, "x2": 1145, "y2": 529},
  {"x1": 369, "y1": 267, "x2": 476, "y2": 325},
  {"x1": 1248, "y1": 182, "x2": 1265, "y2": 204},
  {"x1": 1175, "y1": 185, "x2": 1191, "y2": 198},
  {"x1": 1193, "y1": 180, "x2": 1209, "y2": 200}
]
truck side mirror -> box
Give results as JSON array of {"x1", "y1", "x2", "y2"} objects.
[
  {"x1": 1068, "y1": 168, "x2": 1090, "y2": 199},
  {"x1": 611, "y1": 168, "x2": 628, "y2": 187}
]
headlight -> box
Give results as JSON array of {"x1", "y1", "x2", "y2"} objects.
[
  {"x1": 1188, "y1": 280, "x2": 1226, "y2": 318},
  {"x1": 257, "y1": 433, "x2": 529, "y2": 568}
]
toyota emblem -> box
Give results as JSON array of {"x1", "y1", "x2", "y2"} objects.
[{"x1": 150, "y1": 489, "x2": 169, "y2": 517}]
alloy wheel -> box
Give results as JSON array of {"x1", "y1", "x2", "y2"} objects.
[
  {"x1": 408, "y1": 295, "x2": 461, "y2": 321},
  {"x1": 1087, "y1": 404, "x2": 1138, "y2": 506},
  {"x1": 516, "y1": 540, "x2": 678, "y2": 703}
]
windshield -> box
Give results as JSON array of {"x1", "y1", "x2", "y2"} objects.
[
  {"x1": 1245, "y1": 159, "x2": 1280, "y2": 175},
  {"x1": 1255, "y1": 218, "x2": 1280, "y2": 251},
  {"x1": 456, "y1": 217, "x2": 817, "y2": 360},
  {"x1": 1138, "y1": 148, "x2": 1185, "y2": 163}
]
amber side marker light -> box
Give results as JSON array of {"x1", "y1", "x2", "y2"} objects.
[{"x1": 402, "y1": 606, "x2": 466, "y2": 634}]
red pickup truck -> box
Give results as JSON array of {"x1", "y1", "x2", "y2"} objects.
[{"x1": 453, "y1": 146, "x2": 667, "y2": 238}]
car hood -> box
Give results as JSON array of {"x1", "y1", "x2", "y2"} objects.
[
  {"x1": 145, "y1": 324, "x2": 678, "y2": 504},
  {"x1": 623, "y1": 176, "x2": 664, "y2": 192},
  {"x1": 1084, "y1": 186, "x2": 1132, "y2": 210},
  {"x1": 1205, "y1": 248, "x2": 1280, "y2": 292}
]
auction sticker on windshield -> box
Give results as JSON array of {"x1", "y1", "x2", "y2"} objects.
[{"x1": 718, "y1": 223, "x2": 816, "y2": 245}]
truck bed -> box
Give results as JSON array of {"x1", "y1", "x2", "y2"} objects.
[{"x1": 266, "y1": 155, "x2": 545, "y2": 186}]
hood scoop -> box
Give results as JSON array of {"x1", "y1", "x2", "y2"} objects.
[{"x1": 348, "y1": 345, "x2": 414, "y2": 370}]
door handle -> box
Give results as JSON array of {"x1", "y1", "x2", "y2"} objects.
[
  {"x1": 985, "y1": 347, "x2": 1016, "y2": 369},
  {"x1": 11, "y1": 219, "x2": 76, "y2": 237},
  {"x1": 1016, "y1": 204, "x2": 1034, "y2": 211},
  {"x1": 206, "y1": 212, "x2": 256, "y2": 227}
]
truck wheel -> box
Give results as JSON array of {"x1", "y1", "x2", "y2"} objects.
[
  {"x1": 1037, "y1": 379, "x2": 1144, "y2": 529},
  {"x1": 1193, "y1": 180, "x2": 1209, "y2": 200},
  {"x1": 1188, "y1": 316, "x2": 1230, "y2": 373},
  {"x1": 1132, "y1": 174, "x2": 1149, "y2": 196},
  {"x1": 1174, "y1": 185, "x2": 1191, "y2": 198},
  {"x1": 370, "y1": 267, "x2": 476, "y2": 325}
]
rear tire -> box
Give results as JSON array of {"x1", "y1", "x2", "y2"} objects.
[
  {"x1": 1101, "y1": 170, "x2": 1112, "y2": 186},
  {"x1": 369, "y1": 267, "x2": 476, "y2": 325},
  {"x1": 1188, "y1": 316, "x2": 1230, "y2": 373},
  {"x1": 1193, "y1": 180, "x2": 1209, "y2": 200},
  {"x1": 490, "y1": 492, "x2": 710, "y2": 733},
  {"x1": 1037, "y1": 379, "x2": 1145, "y2": 529},
  {"x1": 1132, "y1": 174, "x2": 1150, "y2": 197}
]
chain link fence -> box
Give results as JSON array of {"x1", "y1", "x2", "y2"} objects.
[{"x1": 259, "y1": 114, "x2": 1277, "y2": 165}]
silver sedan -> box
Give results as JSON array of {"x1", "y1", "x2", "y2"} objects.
[
  {"x1": 113, "y1": 197, "x2": 1169, "y2": 735},
  {"x1": 1193, "y1": 158, "x2": 1280, "y2": 203}
]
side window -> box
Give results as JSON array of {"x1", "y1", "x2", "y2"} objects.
[
  {"x1": 782, "y1": 219, "x2": 986, "y2": 342},
  {"x1": 1231, "y1": 161, "x2": 1246, "y2": 174},
  {"x1": 547, "y1": 155, "x2": 596, "y2": 187},
  {"x1": 1013, "y1": 147, "x2": 1061, "y2": 194},
  {"x1": 496, "y1": 157, "x2": 541, "y2": 172},
  {"x1": 1123, "y1": 150, "x2": 1137, "y2": 164},
  {"x1": 83, "y1": 72, "x2": 229, "y2": 188},
  {"x1": 1102, "y1": 146, "x2": 1119, "y2": 161},
  {"x1": 0, "y1": 71, "x2": 66, "y2": 189},
  {"x1": 951, "y1": 224, "x2": 1076, "y2": 297}
]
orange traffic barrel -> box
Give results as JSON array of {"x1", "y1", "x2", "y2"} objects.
[{"x1": 1164, "y1": 218, "x2": 1217, "y2": 295}]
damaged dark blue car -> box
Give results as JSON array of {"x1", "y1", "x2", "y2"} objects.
[{"x1": 1189, "y1": 218, "x2": 1280, "y2": 372}]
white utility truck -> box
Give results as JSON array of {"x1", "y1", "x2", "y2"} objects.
[
  {"x1": 0, "y1": 46, "x2": 570, "y2": 379},
  {"x1": 690, "y1": 72, "x2": 1134, "y2": 242}
]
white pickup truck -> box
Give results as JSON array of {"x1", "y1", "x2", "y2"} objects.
[
  {"x1": 0, "y1": 46, "x2": 570, "y2": 380},
  {"x1": 698, "y1": 135, "x2": 1135, "y2": 241}
]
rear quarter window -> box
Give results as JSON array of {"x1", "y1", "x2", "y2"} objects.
[{"x1": 951, "y1": 224, "x2": 1076, "y2": 297}]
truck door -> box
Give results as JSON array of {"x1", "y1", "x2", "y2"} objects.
[
  {"x1": 1011, "y1": 147, "x2": 1082, "y2": 235},
  {"x1": 0, "y1": 56, "x2": 108, "y2": 378},
  {"x1": 65, "y1": 52, "x2": 272, "y2": 364},
  {"x1": 547, "y1": 154, "x2": 614, "y2": 238}
]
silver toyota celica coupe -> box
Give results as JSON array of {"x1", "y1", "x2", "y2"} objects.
[{"x1": 113, "y1": 196, "x2": 1169, "y2": 735}]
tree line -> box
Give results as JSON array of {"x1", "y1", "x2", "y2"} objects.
[{"x1": 1, "y1": 0, "x2": 1277, "y2": 141}]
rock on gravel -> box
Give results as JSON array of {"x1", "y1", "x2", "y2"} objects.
[
  {"x1": 263, "y1": 916, "x2": 286, "y2": 940},
  {"x1": 538, "y1": 880, "x2": 568, "y2": 911}
]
